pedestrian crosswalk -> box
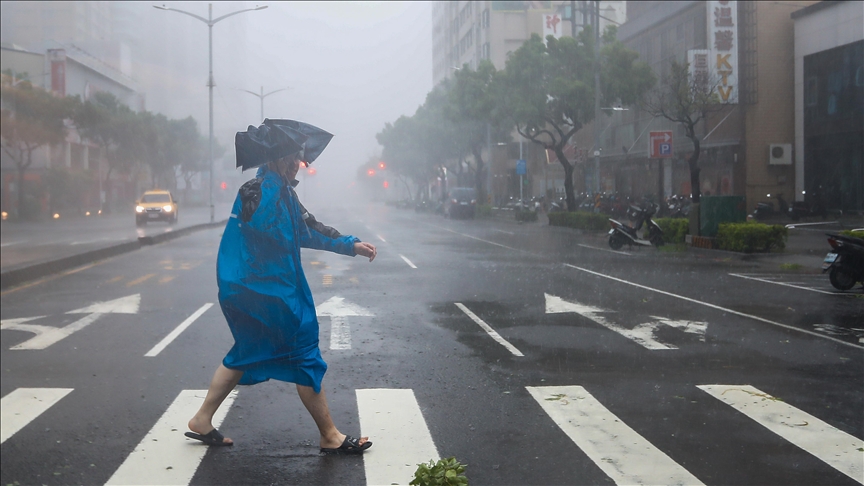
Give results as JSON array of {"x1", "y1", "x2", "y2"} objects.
[{"x1": 2, "y1": 384, "x2": 860, "y2": 486}]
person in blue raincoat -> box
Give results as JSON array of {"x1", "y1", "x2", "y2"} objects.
[{"x1": 184, "y1": 121, "x2": 376, "y2": 454}]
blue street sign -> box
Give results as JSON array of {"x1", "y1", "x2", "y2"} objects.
[
  {"x1": 660, "y1": 143, "x2": 672, "y2": 155},
  {"x1": 516, "y1": 159, "x2": 527, "y2": 175}
]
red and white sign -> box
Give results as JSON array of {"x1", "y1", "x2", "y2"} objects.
[{"x1": 649, "y1": 131, "x2": 674, "y2": 158}]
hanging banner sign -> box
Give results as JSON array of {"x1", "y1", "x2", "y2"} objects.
[
  {"x1": 48, "y1": 49, "x2": 66, "y2": 97},
  {"x1": 707, "y1": 1, "x2": 738, "y2": 103}
]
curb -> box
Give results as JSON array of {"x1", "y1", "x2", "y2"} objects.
[{"x1": 0, "y1": 220, "x2": 226, "y2": 291}]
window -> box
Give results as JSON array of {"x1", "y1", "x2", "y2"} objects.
[
  {"x1": 805, "y1": 77, "x2": 817, "y2": 107},
  {"x1": 482, "y1": 9, "x2": 489, "y2": 29},
  {"x1": 482, "y1": 42, "x2": 490, "y2": 60}
]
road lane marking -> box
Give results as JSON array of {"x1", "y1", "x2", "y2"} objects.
[
  {"x1": 105, "y1": 389, "x2": 237, "y2": 486},
  {"x1": 0, "y1": 262, "x2": 98, "y2": 296},
  {"x1": 330, "y1": 317, "x2": 351, "y2": 349},
  {"x1": 126, "y1": 273, "x2": 156, "y2": 287},
  {"x1": 400, "y1": 254, "x2": 417, "y2": 268},
  {"x1": 493, "y1": 229, "x2": 514, "y2": 235},
  {"x1": 564, "y1": 264, "x2": 861, "y2": 349},
  {"x1": 159, "y1": 275, "x2": 175, "y2": 284},
  {"x1": 441, "y1": 227, "x2": 861, "y2": 349},
  {"x1": 544, "y1": 293, "x2": 707, "y2": 350},
  {"x1": 106, "y1": 276, "x2": 124, "y2": 284},
  {"x1": 316, "y1": 297, "x2": 373, "y2": 351},
  {"x1": 376, "y1": 234, "x2": 387, "y2": 242},
  {"x1": 0, "y1": 240, "x2": 27, "y2": 247},
  {"x1": 1, "y1": 388, "x2": 73, "y2": 444},
  {"x1": 698, "y1": 385, "x2": 864, "y2": 484},
  {"x1": 527, "y1": 385, "x2": 704, "y2": 486},
  {"x1": 145, "y1": 304, "x2": 213, "y2": 357},
  {"x1": 357, "y1": 388, "x2": 438, "y2": 486},
  {"x1": 454, "y1": 303, "x2": 524, "y2": 356},
  {"x1": 729, "y1": 273, "x2": 837, "y2": 295}
]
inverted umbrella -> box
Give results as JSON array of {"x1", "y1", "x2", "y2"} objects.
[
  {"x1": 262, "y1": 119, "x2": 333, "y2": 164},
  {"x1": 235, "y1": 123, "x2": 305, "y2": 171}
]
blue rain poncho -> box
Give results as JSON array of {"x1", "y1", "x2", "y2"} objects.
[{"x1": 216, "y1": 166, "x2": 359, "y2": 392}]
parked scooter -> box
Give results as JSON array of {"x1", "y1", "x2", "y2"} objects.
[
  {"x1": 822, "y1": 233, "x2": 864, "y2": 291},
  {"x1": 788, "y1": 190, "x2": 828, "y2": 221},
  {"x1": 751, "y1": 193, "x2": 792, "y2": 221},
  {"x1": 608, "y1": 203, "x2": 664, "y2": 250}
]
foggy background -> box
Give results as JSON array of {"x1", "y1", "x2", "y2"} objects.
[
  {"x1": 142, "y1": 1, "x2": 432, "y2": 206},
  {"x1": 66, "y1": 1, "x2": 432, "y2": 207}
]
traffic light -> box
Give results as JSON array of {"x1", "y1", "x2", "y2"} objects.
[{"x1": 378, "y1": 161, "x2": 386, "y2": 170}]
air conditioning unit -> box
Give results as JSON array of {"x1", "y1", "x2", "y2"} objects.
[{"x1": 769, "y1": 144, "x2": 792, "y2": 165}]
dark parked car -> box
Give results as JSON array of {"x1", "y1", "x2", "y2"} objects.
[{"x1": 444, "y1": 187, "x2": 477, "y2": 219}]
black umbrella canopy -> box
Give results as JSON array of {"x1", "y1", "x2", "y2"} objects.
[
  {"x1": 262, "y1": 119, "x2": 334, "y2": 164},
  {"x1": 234, "y1": 123, "x2": 305, "y2": 171}
]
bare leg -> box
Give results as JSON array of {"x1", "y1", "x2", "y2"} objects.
[
  {"x1": 188, "y1": 364, "x2": 243, "y2": 444},
  {"x1": 296, "y1": 384, "x2": 368, "y2": 449}
]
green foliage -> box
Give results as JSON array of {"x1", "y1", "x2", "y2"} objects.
[
  {"x1": 476, "y1": 204, "x2": 493, "y2": 217},
  {"x1": 410, "y1": 457, "x2": 468, "y2": 486},
  {"x1": 515, "y1": 208, "x2": 538, "y2": 222},
  {"x1": 840, "y1": 229, "x2": 864, "y2": 239},
  {"x1": 548, "y1": 211, "x2": 610, "y2": 231},
  {"x1": 715, "y1": 222, "x2": 787, "y2": 253},
  {"x1": 497, "y1": 27, "x2": 655, "y2": 211},
  {"x1": 655, "y1": 217, "x2": 689, "y2": 244}
]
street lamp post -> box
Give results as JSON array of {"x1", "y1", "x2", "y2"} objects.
[
  {"x1": 240, "y1": 86, "x2": 289, "y2": 121},
  {"x1": 153, "y1": 3, "x2": 267, "y2": 223}
]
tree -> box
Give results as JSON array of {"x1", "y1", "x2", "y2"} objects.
[
  {"x1": 498, "y1": 28, "x2": 654, "y2": 211},
  {"x1": 0, "y1": 79, "x2": 74, "y2": 219},
  {"x1": 448, "y1": 60, "x2": 512, "y2": 205},
  {"x1": 72, "y1": 91, "x2": 140, "y2": 212},
  {"x1": 641, "y1": 60, "x2": 730, "y2": 204}
]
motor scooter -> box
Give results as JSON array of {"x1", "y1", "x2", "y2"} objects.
[
  {"x1": 608, "y1": 204, "x2": 664, "y2": 250},
  {"x1": 751, "y1": 193, "x2": 792, "y2": 221},
  {"x1": 822, "y1": 233, "x2": 864, "y2": 290}
]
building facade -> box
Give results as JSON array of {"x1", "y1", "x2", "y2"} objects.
[
  {"x1": 792, "y1": 1, "x2": 864, "y2": 214},
  {"x1": 565, "y1": 0, "x2": 821, "y2": 217}
]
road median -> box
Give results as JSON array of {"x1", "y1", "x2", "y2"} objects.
[{"x1": 0, "y1": 221, "x2": 225, "y2": 291}]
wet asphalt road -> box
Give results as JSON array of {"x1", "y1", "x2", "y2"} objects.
[{"x1": 1, "y1": 203, "x2": 862, "y2": 486}]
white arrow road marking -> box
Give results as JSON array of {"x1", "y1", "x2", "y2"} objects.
[
  {"x1": 544, "y1": 293, "x2": 707, "y2": 350},
  {"x1": 1, "y1": 388, "x2": 73, "y2": 444},
  {"x1": 145, "y1": 304, "x2": 213, "y2": 357},
  {"x1": 357, "y1": 389, "x2": 439, "y2": 486},
  {"x1": 527, "y1": 385, "x2": 704, "y2": 486},
  {"x1": 106, "y1": 389, "x2": 237, "y2": 486},
  {"x1": 1, "y1": 294, "x2": 141, "y2": 350},
  {"x1": 699, "y1": 385, "x2": 864, "y2": 484},
  {"x1": 455, "y1": 303, "x2": 524, "y2": 356},
  {"x1": 316, "y1": 296, "x2": 374, "y2": 350},
  {"x1": 67, "y1": 293, "x2": 140, "y2": 314}
]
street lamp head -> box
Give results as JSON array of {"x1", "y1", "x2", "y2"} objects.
[
  {"x1": 254, "y1": 5, "x2": 268, "y2": 10},
  {"x1": 153, "y1": 5, "x2": 169, "y2": 10}
]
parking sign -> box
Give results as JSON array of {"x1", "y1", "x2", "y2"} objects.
[{"x1": 649, "y1": 131, "x2": 674, "y2": 158}]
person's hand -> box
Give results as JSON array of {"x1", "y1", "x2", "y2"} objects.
[{"x1": 354, "y1": 241, "x2": 377, "y2": 262}]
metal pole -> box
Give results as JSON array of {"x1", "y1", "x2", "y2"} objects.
[
  {"x1": 519, "y1": 138, "x2": 524, "y2": 203},
  {"x1": 260, "y1": 86, "x2": 264, "y2": 121},
  {"x1": 592, "y1": 0, "x2": 601, "y2": 194},
  {"x1": 208, "y1": 4, "x2": 215, "y2": 223},
  {"x1": 571, "y1": 0, "x2": 576, "y2": 37}
]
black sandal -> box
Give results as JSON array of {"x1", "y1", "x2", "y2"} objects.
[
  {"x1": 184, "y1": 428, "x2": 233, "y2": 447},
  {"x1": 320, "y1": 435, "x2": 372, "y2": 455}
]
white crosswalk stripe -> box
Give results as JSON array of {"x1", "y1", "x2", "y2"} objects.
[
  {"x1": 527, "y1": 385, "x2": 705, "y2": 486},
  {"x1": 1, "y1": 387, "x2": 73, "y2": 444},
  {"x1": 1, "y1": 385, "x2": 860, "y2": 486},
  {"x1": 105, "y1": 389, "x2": 238, "y2": 486},
  {"x1": 357, "y1": 388, "x2": 439, "y2": 486},
  {"x1": 698, "y1": 385, "x2": 864, "y2": 484}
]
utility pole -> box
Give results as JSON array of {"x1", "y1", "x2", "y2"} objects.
[{"x1": 592, "y1": 0, "x2": 601, "y2": 194}]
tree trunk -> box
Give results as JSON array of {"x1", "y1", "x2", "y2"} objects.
[
  {"x1": 554, "y1": 147, "x2": 576, "y2": 211},
  {"x1": 688, "y1": 136, "x2": 701, "y2": 204},
  {"x1": 472, "y1": 145, "x2": 486, "y2": 205}
]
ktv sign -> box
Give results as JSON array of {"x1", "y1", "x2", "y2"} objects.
[{"x1": 704, "y1": 0, "x2": 738, "y2": 103}]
